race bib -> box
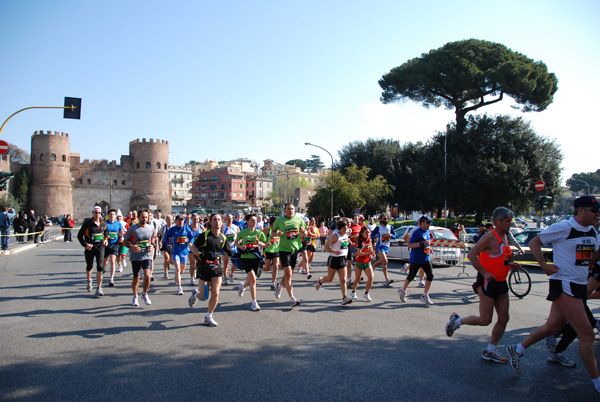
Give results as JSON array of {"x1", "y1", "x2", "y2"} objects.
[
  {"x1": 382, "y1": 234, "x2": 390, "y2": 242},
  {"x1": 108, "y1": 232, "x2": 118, "y2": 240},
  {"x1": 303, "y1": 236, "x2": 312, "y2": 244},
  {"x1": 226, "y1": 234, "x2": 236, "y2": 243},
  {"x1": 92, "y1": 233, "x2": 103, "y2": 242},
  {"x1": 340, "y1": 240, "x2": 349, "y2": 249},
  {"x1": 138, "y1": 240, "x2": 149, "y2": 249},
  {"x1": 246, "y1": 237, "x2": 259, "y2": 249},
  {"x1": 576, "y1": 244, "x2": 594, "y2": 266},
  {"x1": 176, "y1": 236, "x2": 188, "y2": 244},
  {"x1": 270, "y1": 236, "x2": 280, "y2": 244},
  {"x1": 286, "y1": 228, "x2": 298, "y2": 240},
  {"x1": 424, "y1": 246, "x2": 431, "y2": 254}
]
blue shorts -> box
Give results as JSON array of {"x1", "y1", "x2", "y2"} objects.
[
  {"x1": 376, "y1": 244, "x2": 390, "y2": 254},
  {"x1": 172, "y1": 253, "x2": 188, "y2": 266}
]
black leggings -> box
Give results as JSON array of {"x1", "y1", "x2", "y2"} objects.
[
  {"x1": 407, "y1": 261, "x2": 434, "y2": 282},
  {"x1": 85, "y1": 245, "x2": 105, "y2": 272}
]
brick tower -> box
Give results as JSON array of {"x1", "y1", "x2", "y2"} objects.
[
  {"x1": 29, "y1": 131, "x2": 73, "y2": 217},
  {"x1": 129, "y1": 138, "x2": 171, "y2": 215}
]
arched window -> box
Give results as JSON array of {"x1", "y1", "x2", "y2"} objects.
[
  {"x1": 136, "y1": 162, "x2": 140, "y2": 169},
  {"x1": 62, "y1": 154, "x2": 67, "y2": 162},
  {"x1": 87, "y1": 179, "x2": 91, "y2": 185},
  {"x1": 164, "y1": 163, "x2": 167, "y2": 169},
  {"x1": 113, "y1": 180, "x2": 117, "y2": 185},
  {"x1": 156, "y1": 162, "x2": 161, "y2": 169},
  {"x1": 78, "y1": 178, "x2": 82, "y2": 184},
  {"x1": 40, "y1": 154, "x2": 44, "y2": 161},
  {"x1": 146, "y1": 162, "x2": 151, "y2": 169},
  {"x1": 50, "y1": 154, "x2": 56, "y2": 161},
  {"x1": 122, "y1": 180, "x2": 126, "y2": 185}
]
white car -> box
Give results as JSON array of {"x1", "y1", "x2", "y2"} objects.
[{"x1": 387, "y1": 225, "x2": 463, "y2": 265}]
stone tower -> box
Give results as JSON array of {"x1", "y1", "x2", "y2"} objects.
[
  {"x1": 29, "y1": 131, "x2": 73, "y2": 217},
  {"x1": 129, "y1": 138, "x2": 171, "y2": 215}
]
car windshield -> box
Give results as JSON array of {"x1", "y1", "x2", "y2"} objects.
[
  {"x1": 464, "y1": 228, "x2": 478, "y2": 234},
  {"x1": 431, "y1": 229, "x2": 457, "y2": 240}
]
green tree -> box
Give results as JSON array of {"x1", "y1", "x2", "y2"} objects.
[
  {"x1": 379, "y1": 39, "x2": 558, "y2": 133},
  {"x1": 567, "y1": 170, "x2": 600, "y2": 194},
  {"x1": 305, "y1": 155, "x2": 325, "y2": 173},
  {"x1": 285, "y1": 159, "x2": 307, "y2": 171},
  {"x1": 307, "y1": 165, "x2": 391, "y2": 218},
  {"x1": 422, "y1": 114, "x2": 562, "y2": 222},
  {"x1": 268, "y1": 177, "x2": 310, "y2": 207},
  {"x1": 11, "y1": 167, "x2": 29, "y2": 209},
  {"x1": 0, "y1": 193, "x2": 22, "y2": 213}
]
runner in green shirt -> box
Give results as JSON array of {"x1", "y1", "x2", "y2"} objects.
[{"x1": 235, "y1": 213, "x2": 268, "y2": 311}]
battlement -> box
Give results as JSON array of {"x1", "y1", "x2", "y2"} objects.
[
  {"x1": 129, "y1": 138, "x2": 168, "y2": 145},
  {"x1": 32, "y1": 130, "x2": 69, "y2": 138},
  {"x1": 79, "y1": 159, "x2": 121, "y2": 169}
]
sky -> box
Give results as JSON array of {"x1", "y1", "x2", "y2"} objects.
[{"x1": 1, "y1": 0, "x2": 598, "y2": 184}]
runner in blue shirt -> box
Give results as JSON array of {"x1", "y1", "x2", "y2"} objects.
[
  {"x1": 102, "y1": 209, "x2": 124, "y2": 287},
  {"x1": 165, "y1": 214, "x2": 195, "y2": 295}
]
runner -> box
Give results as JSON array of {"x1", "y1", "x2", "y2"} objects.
[
  {"x1": 272, "y1": 203, "x2": 306, "y2": 307},
  {"x1": 102, "y1": 209, "x2": 124, "y2": 287},
  {"x1": 232, "y1": 211, "x2": 245, "y2": 230},
  {"x1": 445, "y1": 207, "x2": 520, "y2": 364},
  {"x1": 187, "y1": 213, "x2": 204, "y2": 286},
  {"x1": 371, "y1": 214, "x2": 396, "y2": 285},
  {"x1": 235, "y1": 213, "x2": 268, "y2": 311},
  {"x1": 263, "y1": 216, "x2": 281, "y2": 291},
  {"x1": 398, "y1": 215, "x2": 436, "y2": 305},
  {"x1": 301, "y1": 217, "x2": 318, "y2": 280},
  {"x1": 77, "y1": 206, "x2": 108, "y2": 296},
  {"x1": 505, "y1": 196, "x2": 600, "y2": 399},
  {"x1": 122, "y1": 209, "x2": 155, "y2": 307},
  {"x1": 164, "y1": 215, "x2": 195, "y2": 295},
  {"x1": 346, "y1": 215, "x2": 363, "y2": 286},
  {"x1": 159, "y1": 215, "x2": 173, "y2": 279},
  {"x1": 188, "y1": 214, "x2": 230, "y2": 327},
  {"x1": 116, "y1": 211, "x2": 129, "y2": 272},
  {"x1": 221, "y1": 214, "x2": 239, "y2": 285},
  {"x1": 350, "y1": 226, "x2": 375, "y2": 302},
  {"x1": 318, "y1": 221, "x2": 328, "y2": 251},
  {"x1": 316, "y1": 219, "x2": 352, "y2": 305}
]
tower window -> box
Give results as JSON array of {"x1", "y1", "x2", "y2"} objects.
[
  {"x1": 50, "y1": 154, "x2": 56, "y2": 161},
  {"x1": 156, "y1": 162, "x2": 160, "y2": 169},
  {"x1": 40, "y1": 154, "x2": 45, "y2": 161},
  {"x1": 136, "y1": 162, "x2": 140, "y2": 169},
  {"x1": 87, "y1": 179, "x2": 91, "y2": 185},
  {"x1": 62, "y1": 154, "x2": 67, "y2": 162},
  {"x1": 146, "y1": 162, "x2": 151, "y2": 169}
]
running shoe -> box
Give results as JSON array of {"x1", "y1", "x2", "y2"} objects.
[
  {"x1": 251, "y1": 300, "x2": 261, "y2": 311},
  {"x1": 420, "y1": 294, "x2": 433, "y2": 305},
  {"x1": 270, "y1": 284, "x2": 276, "y2": 291},
  {"x1": 118, "y1": 265, "x2": 123, "y2": 273},
  {"x1": 306, "y1": 273, "x2": 312, "y2": 280},
  {"x1": 164, "y1": 273, "x2": 169, "y2": 280},
  {"x1": 132, "y1": 296, "x2": 139, "y2": 307},
  {"x1": 363, "y1": 293, "x2": 372, "y2": 302},
  {"x1": 351, "y1": 291, "x2": 358, "y2": 301},
  {"x1": 418, "y1": 280, "x2": 426, "y2": 288},
  {"x1": 123, "y1": 260, "x2": 127, "y2": 268},
  {"x1": 400, "y1": 263, "x2": 409, "y2": 274},
  {"x1": 189, "y1": 278, "x2": 195, "y2": 286},
  {"x1": 87, "y1": 281, "x2": 92, "y2": 292},
  {"x1": 547, "y1": 352, "x2": 576, "y2": 367},
  {"x1": 544, "y1": 335, "x2": 557, "y2": 353},
  {"x1": 445, "y1": 313, "x2": 460, "y2": 337},
  {"x1": 257, "y1": 267, "x2": 263, "y2": 278},
  {"x1": 151, "y1": 276, "x2": 155, "y2": 282},
  {"x1": 222, "y1": 276, "x2": 228, "y2": 285},
  {"x1": 385, "y1": 278, "x2": 394, "y2": 286},
  {"x1": 505, "y1": 345, "x2": 522, "y2": 374},
  {"x1": 346, "y1": 278, "x2": 353, "y2": 287},
  {"x1": 95, "y1": 287, "x2": 104, "y2": 297},
  {"x1": 398, "y1": 288, "x2": 407, "y2": 302},
  {"x1": 290, "y1": 298, "x2": 301, "y2": 308},
  {"x1": 315, "y1": 277, "x2": 323, "y2": 290},
  {"x1": 482, "y1": 349, "x2": 508, "y2": 364},
  {"x1": 299, "y1": 268, "x2": 306, "y2": 275},
  {"x1": 142, "y1": 292, "x2": 152, "y2": 305},
  {"x1": 177, "y1": 287, "x2": 184, "y2": 295},
  {"x1": 238, "y1": 282, "x2": 245, "y2": 297},
  {"x1": 108, "y1": 281, "x2": 115, "y2": 287},
  {"x1": 204, "y1": 316, "x2": 218, "y2": 327},
  {"x1": 189, "y1": 289, "x2": 199, "y2": 307},
  {"x1": 341, "y1": 297, "x2": 352, "y2": 306},
  {"x1": 275, "y1": 283, "x2": 282, "y2": 299}
]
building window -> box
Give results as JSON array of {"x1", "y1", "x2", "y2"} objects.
[
  {"x1": 233, "y1": 184, "x2": 237, "y2": 188},
  {"x1": 62, "y1": 155, "x2": 67, "y2": 162},
  {"x1": 40, "y1": 154, "x2": 44, "y2": 161},
  {"x1": 240, "y1": 184, "x2": 243, "y2": 189},
  {"x1": 164, "y1": 163, "x2": 167, "y2": 169},
  {"x1": 156, "y1": 162, "x2": 161, "y2": 169},
  {"x1": 221, "y1": 184, "x2": 225, "y2": 190},
  {"x1": 113, "y1": 180, "x2": 118, "y2": 185},
  {"x1": 78, "y1": 178, "x2": 83, "y2": 184},
  {"x1": 50, "y1": 154, "x2": 56, "y2": 161},
  {"x1": 87, "y1": 179, "x2": 91, "y2": 184},
  {"x1": 146, "y1": 162, "x2": 151, "y2": 169},
  {"x1": 136, "y1": 162, "x2": 140, "y2": 169},
  {"x1": 122, "y1": 180, "x2": 126, "y2": 185}
]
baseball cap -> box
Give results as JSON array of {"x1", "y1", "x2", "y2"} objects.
[
  {"x1": 175, "y1": 214, "x2": 185, "y2": 220},
  {"x1": 92, "y1": 206, "x2": 102, "y2": 213},
  {"x1": 418, "y1": 215, "x2": 433, "y2": 224},
  {"x1": 359, "y1": 216, "x2": 365, "y2": 221},
  {"x1": 574, "y1": 196, "x2": 599, "y2": 209}
]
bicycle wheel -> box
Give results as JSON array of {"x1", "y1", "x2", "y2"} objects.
[{"x1": 508, "y1": 268, "x2": 531, "y2": 298}]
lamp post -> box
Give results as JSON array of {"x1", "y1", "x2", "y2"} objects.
[
  {"x1": 305, "y1": 142, "x2": 334, "y2": 221},
  {"x1": 570, "y1": 178, "x2": 590, "y2": 196}
]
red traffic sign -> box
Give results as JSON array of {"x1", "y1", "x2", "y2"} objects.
[
  {"x1": 0, "y1": 140, "x2": 8, "y2": 155},
  {"x1": 535, "y1": 180, "x2": 545, "y2": 191}
]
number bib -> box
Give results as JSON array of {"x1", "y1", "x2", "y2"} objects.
[
  {"x1": 138, "y1": 240, "x2": 149, "y2": 249},
  {"x1": 286, "y1": 228, "x2": 299, "y2": 240}
]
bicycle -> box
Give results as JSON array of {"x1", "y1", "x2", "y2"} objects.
[{"x1": 508, "y1": 266, "x2": 531, "y2": 298}]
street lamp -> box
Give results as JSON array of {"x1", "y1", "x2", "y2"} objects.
[
  {"x1": 569, "y1": 178, "x2": 590, "y2": 196},
  {"x1": 305, "y1": 142, "x2": 334, "y2": 221}
]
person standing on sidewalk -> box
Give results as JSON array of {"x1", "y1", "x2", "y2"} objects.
[
  {"x1": 77, "y1": 206, "x2": 108, "y2": 296},
  {"x1": 0, "y1": 206, "x2": 12, "y2": 250},
  {"x1": 445, "y1": 207, "x2": 520, "y2": 364}
]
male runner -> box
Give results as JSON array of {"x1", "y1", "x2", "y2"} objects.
[
  {"x1": 164, "y1": 215, "x2": 195, "y2": 295},
  {"x1": 122, "y1": 210, "x2": 155, "y2": 306},
  {"x1": 371, "y1": 214, "x2": 396, "y2": 285},
  {"x1": 102, "y1": 209, "x2": 124, "y2": 287},
  {"x1": 77, "y1": 206, "x2": 108, "y2": 296}
]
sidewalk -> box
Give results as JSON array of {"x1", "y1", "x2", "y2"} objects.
[{"x1": 0, "y1": 229, "x2": 64, "y2": 256}]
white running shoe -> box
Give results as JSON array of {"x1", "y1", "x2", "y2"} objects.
[
  {"x1": 385, "y1": 278, "x2": 394, "y2": 286},
  {"x1": 547, "y1": 352, "x2": 576, "y2": 367},
  {"x1": 238, "y1": 282, "x2": 245, "y2": 297},
  {"x1": 118, "y1": 265, "x2": 123, "y2": 273},
  {"x1": 315, "y1": 277, "x2": 323, "y2": 290},
  {"x1": 398, "y1": 288, "x2": 407, "y2": 302},
  {"x1": 189, "y1": 289, "x2": 199, "y2": 307},
  {"x1": 274, "y1": 283, "x2": 282, "y2": 299},
  {"x1": 142, "y1": 292, "x2": 152, "y2": 305},
  {"x1": 189, "y1": 278, "x2": 195, "y2": 286},
  {"x1": 177, "y1": 287, "x2": 184, "y2": 295},
  {"x1": 363, "y1": 293, "x2": 372, "y2": 302},
  {"x1": 420, "y1": 294, "x2": 433, "y2": 305},
  {"x1": 351, "y1": 291, "x2": 358, "y2": 301},
  {"x1": 132, "y1": 296, "x2": 139, "y2": 306},
  {"x1": 446, "y1": 313, "x2": 460, "y2": 336},
  {"x1": 418, "y1": 280, "x2": 426, "y2": 288},
  {"x1": 164, "y1": 273, "x2": 169, "y2": 280},
  {"x1": 341, "y1": 297, "x2": 352, "y2": 306},
  {"x1": 87, "y1": 281, "x2": 92, "y2": 292},
  {"x1": 251, "y1": 300, "x2": 261, "y2": 311},
  {"x1": 123, "y1": 260, "x2": 127, "y2": 268},
  {"x1": 95, "y1": 287, "x2": 104, "y2": 297},
  {"x1": 204, "y1": 316, "x2": 218, "y2": 327}
]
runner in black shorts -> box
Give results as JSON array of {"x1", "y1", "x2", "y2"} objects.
[{"x1": 316, "y1": 220, "x2": 352, "y2": 305}]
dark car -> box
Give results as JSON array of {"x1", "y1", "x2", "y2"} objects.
[{"x1": 512, "y1": 229, "x2": 553, "y2": 265}]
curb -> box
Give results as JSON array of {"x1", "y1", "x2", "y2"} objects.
[{"x1": 0, "y1": 235, "x2": 64, "y2": 256}]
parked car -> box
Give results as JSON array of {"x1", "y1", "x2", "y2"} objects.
[
  {"x1": 462, "y1": 227, "x2": 480, "y2": 243},
  {"x1": 511, "y1": 229, "x2": 553, "y2": 265},
  {"x1": 388, "y1": 225, "x2": 462, "y2": 265}
]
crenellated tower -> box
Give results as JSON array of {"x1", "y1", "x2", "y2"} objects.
[
  {"x1": 29, "y1": 131, "x2": 73, "y2": 217},
  {"x1": 129, "y1": 138, "x2": 171, "y2": 215}
]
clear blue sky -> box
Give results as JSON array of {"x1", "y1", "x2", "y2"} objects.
[{"x1": 1, "y1": 0, "x2": 598, "y2": 184}]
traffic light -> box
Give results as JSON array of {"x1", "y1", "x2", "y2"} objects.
[
  {"x1": 542, "y1": 196, "x2": 552, "y2": 210},
  {"x1": 0, "y1": 171, "x2": 13, "y2": 191},
  {"x1": 63, "y1": 97, "x2": 82, "y2": 119},
  {"x1": 534, "y1": 195, "x2": 552, "y2": 211},
  {"x1": 535, "y1": 195, "x2": 543, "y2": 211}
]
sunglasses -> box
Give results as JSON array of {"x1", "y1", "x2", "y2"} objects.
[{"x1": 584, "y1": 207, "x2": 600, "y2": 213}]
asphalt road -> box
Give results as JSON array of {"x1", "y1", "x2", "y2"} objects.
[{"x1": 2, "y1": 241, "x2": 600, "y2": 401}]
